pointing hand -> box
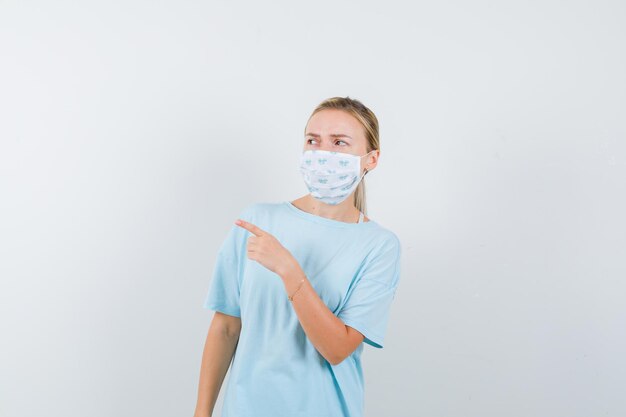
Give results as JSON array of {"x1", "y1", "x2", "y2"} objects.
[{"x1": 235, "y1": 219, "x2": 298, "y2": 277}]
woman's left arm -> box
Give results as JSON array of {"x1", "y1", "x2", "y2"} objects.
[
  {"x1": 279, "y1": 263, "x2": 365, "y2": 365},
  {"x1": 235, "y1": 219, "x2": 364, "y2": 365}
]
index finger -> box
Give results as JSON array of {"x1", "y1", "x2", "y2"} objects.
[{"x1": 235, "y1": 219, "x2": 265, "y2": 237}]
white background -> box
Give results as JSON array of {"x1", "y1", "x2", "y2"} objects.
[{"x1": 1, "y1": 1, "x2": 625, "y2": 416}]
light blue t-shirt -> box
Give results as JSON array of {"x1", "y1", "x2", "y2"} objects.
[{"x1": 203, "y1": 200, "x2": 402, "y2": 417}]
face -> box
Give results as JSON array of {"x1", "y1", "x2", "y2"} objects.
[{"x1": 303, "y1": 109, "x2": 379, "y2": 173}]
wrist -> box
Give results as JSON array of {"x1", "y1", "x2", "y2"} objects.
[{"x1": 278, "y1": 258, "x2": 303, "y2": 282}]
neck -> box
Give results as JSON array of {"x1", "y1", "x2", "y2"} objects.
[{"x1": 296, "y1": 195, "x2": 361, "y2": 223}]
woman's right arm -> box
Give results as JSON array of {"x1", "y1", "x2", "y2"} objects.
[{"x1": 193, "y1": 311, "x2": 242, "y2": 417}]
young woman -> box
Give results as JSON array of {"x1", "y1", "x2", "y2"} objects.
[{"x1": 194, "y1": 96, "x2": 402, "y2": 417}]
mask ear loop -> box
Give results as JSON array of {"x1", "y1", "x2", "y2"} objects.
[{"x1": 361, "y1": 149, "x2": 375, "y2": 177}]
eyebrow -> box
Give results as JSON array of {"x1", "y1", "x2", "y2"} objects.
[{"x1": 305, "y1": 133, "x2": 353, "y2": 139}]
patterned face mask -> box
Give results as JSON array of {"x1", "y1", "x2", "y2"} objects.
[{"x1": 299, "y1": 149, "x2": 375, "y2": 205}]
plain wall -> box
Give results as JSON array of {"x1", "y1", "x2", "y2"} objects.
[{"x1": 1, "y1": 1, "x2": 625, "y2": 416}]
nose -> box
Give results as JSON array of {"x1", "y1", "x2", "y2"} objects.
[{"x1": 319, "y1": 143, "x2": 334, "y2": 152}]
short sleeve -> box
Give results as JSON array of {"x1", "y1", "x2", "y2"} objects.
[
  {"x1": 202, "y1": 205, "x2": 254, "y2": 318},
  {"x1": 337, "y1": 234, "x2": 402, "y2": 349}
]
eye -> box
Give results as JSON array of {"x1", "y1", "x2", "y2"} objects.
[
  {"x1": 306, "y1": 138, "x2": 316, "y2": 145},
  {"x1": 336, "y1": 140, "x2": 348, "y2": 146}
]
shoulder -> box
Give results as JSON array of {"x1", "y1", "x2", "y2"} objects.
[
  {"x1": 357, "y1": 227, "x2": 402, "y2": 287},
  {"x1": 367, "y1": 224, "x2": 401, "y2": 255}
]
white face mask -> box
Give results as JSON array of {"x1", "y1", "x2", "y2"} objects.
[{"x1": 299, "y1": 149, "x2": 375, "y2": 205}]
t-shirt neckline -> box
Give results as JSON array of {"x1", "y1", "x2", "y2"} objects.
[{"x1": 283, "y1": 201, "x2": 378, "y2": 228}]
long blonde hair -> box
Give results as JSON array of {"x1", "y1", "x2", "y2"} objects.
[{"x1": 304, "y1": 96, "x2": 380, "y2": 215}]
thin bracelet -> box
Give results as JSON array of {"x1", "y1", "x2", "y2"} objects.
[{"x1": 288, "y1": 278, "x2": 306, "y2": 302}]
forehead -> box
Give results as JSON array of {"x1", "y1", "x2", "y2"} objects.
[{"x1": 305, "y1": 109, "x2": 363, "y2": 138}]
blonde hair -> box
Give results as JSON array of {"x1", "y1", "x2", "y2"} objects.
[{"x1": 304, "y1": 96, "x2": 380, "y2": 215}]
